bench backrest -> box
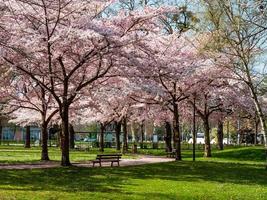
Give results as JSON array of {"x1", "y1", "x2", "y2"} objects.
[{"x1": 96, "y1": 154, "x2": 122, "y2": 160}]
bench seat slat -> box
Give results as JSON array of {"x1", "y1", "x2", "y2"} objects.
[{"x1": 92, "y1": 154, "x2": 122, "y2": 167}]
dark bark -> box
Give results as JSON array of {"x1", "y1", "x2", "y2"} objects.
[
  {"x1": 172, "y1": 129, "x2": 176, "y2": 150},
  {"x1": 165, "y1": 121, "x2": 172, "y2": 152},
  {"x1": 69, "y1": 124, "x2": 75, "y2": 149},
  {"x1": 60, "y1": 105, "x2": 71, "y2": 166},
  {"x1": 24, "y1": 126, "x2": 31, "y2": 148},
  {"x1": 122, "y1": 118, "x2": 128, "y2": 154},
  {"x1": 203, "y1": 117, "x2": 211, "y2": 157},
  {"x1": 192, "y1": 97, "x2": 196, "y2": 161},
  {"x1": 173, "y1": 102, "x2": 181, "y2": 160},
  {"x1": 115, "y1": 121, "x2": 121, "y2": 151},
  {"x1": 140, "y1": 121, "x2": 145, "y2": 149},
  {"x1": 99, "y1": 123, "x2": 105, "y2": 152},
  {"x1": 41, "y1": 122, "x2": 49, "y2": 161},
  {"x1": 217, "y1": 119, "x2": 224, "y2": 150}
]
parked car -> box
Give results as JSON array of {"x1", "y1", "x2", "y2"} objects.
[
  {"x1": 83, "y1": 137, "x2": 96, "y2": 142},
  {"x1": 188, "y1": 133, "x2": 205, "y2": 144},
  {"x1": 210, "y1": 138, "x2": 232, "y2": 144}
]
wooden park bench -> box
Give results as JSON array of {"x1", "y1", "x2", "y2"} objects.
[
  {"x1": 166, "y1": 149, "x2": 176, "y2": 158},
  {"x1": 92, "y1": 154, "x2": 122, "y2": 167}
]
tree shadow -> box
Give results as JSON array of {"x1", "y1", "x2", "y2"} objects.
[
  {"x1": 0, "y1": 160, "x2": 266, "y2": 197},
  {"x1": 211, "y1": 147, "x2": 265, "y2": 162}
]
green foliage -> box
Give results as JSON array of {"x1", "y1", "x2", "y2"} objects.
[{"x1": 154, "y1": 126, "x2": 164, "y2": 136}]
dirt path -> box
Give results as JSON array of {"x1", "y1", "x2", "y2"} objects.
[{"x1": 0, "y1": 156, "x2": 174, "y2": 170}]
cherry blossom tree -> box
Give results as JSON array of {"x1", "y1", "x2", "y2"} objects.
[
  {"x1": 2, "y1": 75, "x2": 58, "y2": 160},
  {"x1": 0, "y1": 0, "x2": 176, "y2": 166},
  {"x1": 130, "y1": 33, "x2": 205, "y2": 160},
  {"x1": 74, "y1": 76, "x2": 142, "y2": 153},
  {"x1": 185, "y1": 63, "x2": 236, "y2": 157}
]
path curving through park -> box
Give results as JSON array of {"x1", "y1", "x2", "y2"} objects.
[{"x1": 0, "y1": 156, "x2": 174, "y2": 170}]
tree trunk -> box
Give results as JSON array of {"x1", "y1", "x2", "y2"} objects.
[
  {"x1": 192, "y1": 97, "x2": 196, "y2": 161},
  {"x1": 255, "y1": 114, "x2": 258, "y2": 145},
  {"x1": 131, "y1": 122, "x2": 137, "y2": 143},
  {"x1": 69, "y1": 124, "x2": 75, "y2": 149},
  {"x1": 247, "y1": 80, "x2": 267, "y2": 168},
  {"x1": 173, "y1": 102, "x2": 181, "y2": 160},
  {"x1": 24, "y1": 126, "x2": 31, "y2": 148},
  {"x1": 115, "y1": 121, "x2": 121, "y2": 151},
  {"x1": 217, "y1": 119, "x2": 224, "y2": 150},
  {"x1": 99, "y1": 123, "x2": 105, "y2": 152},
  {"x1": 60, "y1": 105, "x2": 71, "y2": 166},
  {"x1": 255, "y1": 104, "x2": 267, "y2": 168},
  {"x1": 172, "y1": 129, "x2": 176, "y2": 150},
  {"x1": 203, "y1": 117, "x2": 211, "y2": 157},
  {"x1": 122, "y1": 118, "x2": 128, "y2": 154},
  {"x1": 41, "y1": 122, "x2": 49, "y2": 161},
  {"x1": 140, "y1": 121, "x2": 145, "y2": 149},
  {"x1": 165, "y1": 121, "x2": 172, "y2": 152}
]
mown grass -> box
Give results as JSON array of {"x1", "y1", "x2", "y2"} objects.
[
  {"x1": 0, "y1": 145, "x2": 265, "y2": 165},
  {"x1": 0, "y1": 161, "x2": 266, "y2": 200},
  {"x1": 138, "y1": 145, "x2": 266, "y2": 165},
  {"x1": 0, "y1": 146, "x2": 138, "y2": 164},
  {"x1": 0, "y1": 145, "x2": 266, "y2": 200}
]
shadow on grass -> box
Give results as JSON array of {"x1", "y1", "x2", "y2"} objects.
[
  {"x1": 211, "y1": 147, "x2": 265, "y2": 162},
  {"x1": 0, "y1": 161, "x2": 266, "y2": 196}
]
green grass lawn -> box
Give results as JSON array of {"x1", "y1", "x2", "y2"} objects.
[
  {"x1": 0, "y1": 161, "x2": 266, "y2": 200},
  {"x1": 0, "y1": 145, "x2": 266, "y2": 200},
  {"x1": 0, "y1": 146, "x2": 138, "y2": 164}
]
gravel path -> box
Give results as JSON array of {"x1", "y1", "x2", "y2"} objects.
[{"x1": 0, "y1": 156, "x2": 174, "y2": 170}]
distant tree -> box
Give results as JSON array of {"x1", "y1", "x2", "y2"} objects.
[{"x1": 202, "y1": 0, "x2": 267, "y2": 166}]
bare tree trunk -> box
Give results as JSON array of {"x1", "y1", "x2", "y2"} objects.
[
  {"x1": 165, "y1": 121, "x2": 172, "y2": 152},
  {"x1": 172, "y1": 128, "x2": 176, "y2": 150},
  {"x1": 41, "y1": 122, "x2": 49, "y2": 161},
  {"x1": 99, "y1": 123, "x2": 105, "y2": 152},
  {"x1": 173, "y1": 103, "x2": 181, "y2": 161},
  {"x1": 255, "y1": 112, "x2": 258, "y2": 145},
  {"x1": 203, "y1": 117, "x2": 211, "y2": 157},
  {"x1": 131, "y1": 122, "x2": 137, "y2": 143},
  {"x1": 122, "y1": 118, "x2": 128, "y2": 154},
  {"x1": 140, "y1": 121, "x2": 145, "y2": 149},
  {"x1": 217, "y1": 119, "x2": 224, "y2": 150},
  {"x1": 69, "y1": 124, "x2": 75, "y2": 149},
  {"x1": 60, "y1": 105, "x2": 71, "y2": 166},
  {"x1": 24, "y1": 126, "x2": 31, "y2": 148},
  {"x1": 249, "y1": 87, "x2": 267, "y2": 168},
  {"x1": 192, "y1": 97, "x2": 196, "y2": 161},
  {"x1": 115, "y1": 121, "x2": 121, "y2": 151}
]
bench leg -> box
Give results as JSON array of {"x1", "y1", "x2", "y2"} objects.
[
  {"x1": 118, "y1": 161, "x2": 120, "y2": 167},
  {"x1": 93, "y1": 162, "x2": 95, "y2": 167},
  {"x1": 99, "y1": 162, "x2": 102, "y2": 167},
  {"x1": 111, "y1": 161, "x2": 113, "y2": 167}
]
